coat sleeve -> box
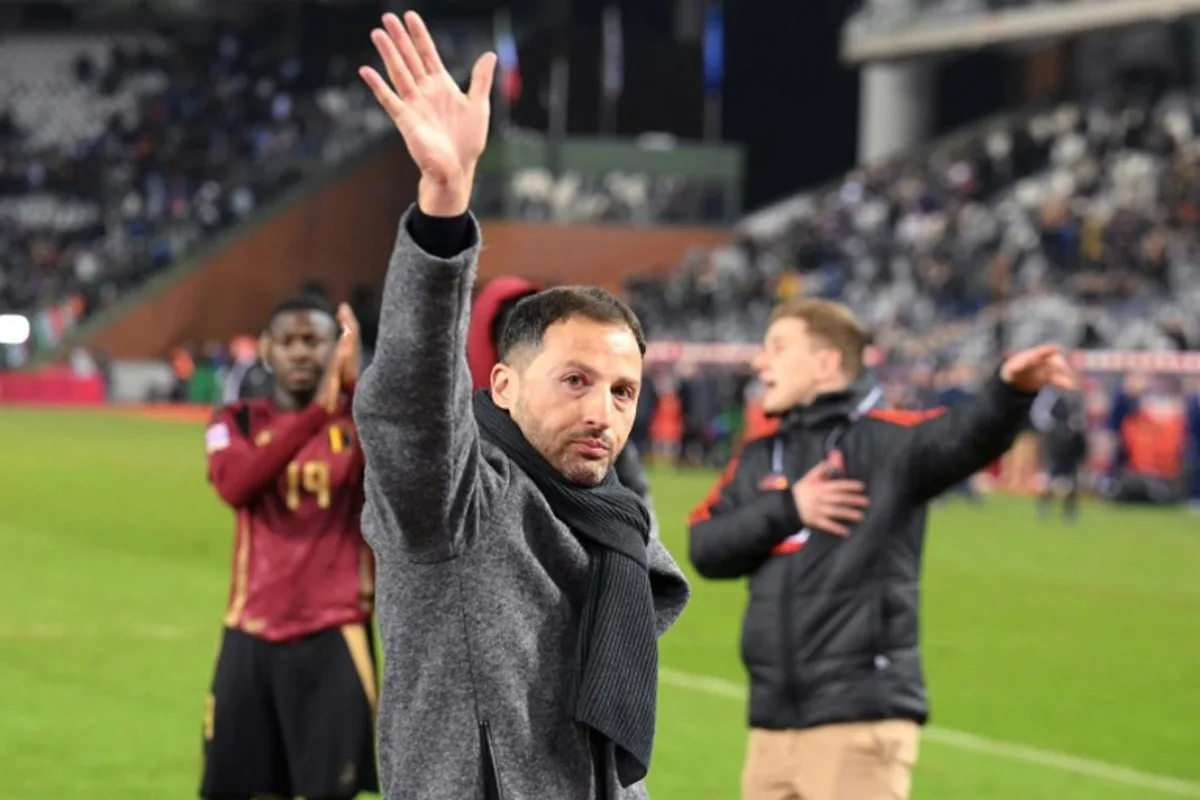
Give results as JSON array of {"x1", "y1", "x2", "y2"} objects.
[
  {"x1": 878, "y1": 372, "x2": 1036, "y2": 504},
  {"x1": 687, "y1": 444, "x2": 803, "y2": 580},
  {"x1": 353, "y1": 205, "x2": 483, "y2": 563}
]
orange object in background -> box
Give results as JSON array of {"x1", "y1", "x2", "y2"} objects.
[
  {"x1": 650, "y1": 390, "x2": 683, "y2": 450},
  {"x1": 1122, "y1": 410, "x2": 1185, "y2": 479},
  {"x1": 742, "y1": 398, "x2": 779, "y2": 442}
]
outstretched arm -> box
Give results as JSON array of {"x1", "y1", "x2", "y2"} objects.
[
  {"x1": 351, "y1": 11, "x2": 498, "y2": 562},
  {"x1": 895, "y1": 345, "x2": 1076, "y2": 504}
]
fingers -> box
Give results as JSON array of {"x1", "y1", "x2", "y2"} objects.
[
  {"x1": 403, "y1": 11, "x2": 446, "y2": 76},
  {"x1": 802, "y1": 461, "x2": 833, "y2": 480},
  {"x1": 825, "y1": 491, "x2": 870, "y2": 507},
  {"x1": 336, "y1": 302, "x2": 359, "y2": 332},
  {"x1": 372, "y1": 25, "x2": 420, "y2": 100},
  {"x1": 822, "y1": 479, "x2": 865, "y2": 494},
  {"x1": 819, "y1": 520, "x2": 852, "y2": 538},
  {"x1": 358, "y1": 66, "x2": 412, "y2": 128},
  {"x1": 810, "y1": 501, "x2": 866, "y2": 537},
  {"x1": 1026, "y1": 343, "x2": 1061, "y2": 360},
  {"x1": 468, "y1": 52, "x2": 498, "y2": 104},
  {"x1": 381, "y1": 13, "x2": 426, "y2": 88},
  {"x1": 1051, "y1": 366, "x2": 1078, "y2": 390}
]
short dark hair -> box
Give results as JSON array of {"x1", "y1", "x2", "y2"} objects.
[
  {"x1": 491, "y1": 291, "x2": 538, "y2": 349},
  {"x1": 265, "y1": 294, "x2": 335, "y2": 333},
  {"x1": 498, "y1": 286, "x2": 646, "y2": 363}
]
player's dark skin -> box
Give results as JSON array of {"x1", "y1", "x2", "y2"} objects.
[{"x1": 262, "y1": 310, "x2": 338, "y2": 412}]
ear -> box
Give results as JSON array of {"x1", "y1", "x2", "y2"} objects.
[
  {"x1": 258, "y1": 334, "x2": 271, "y2": 371},
  {"x1": 491, "y1": 362, "x2": 518, "y2": 410}
]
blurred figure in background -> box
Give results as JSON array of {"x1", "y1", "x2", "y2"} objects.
[
  {"x1": 688, "y1": 298, "x2": 1073, "y2": 800},
  {"x1": 1184, "y1": 377, "x2": 1200, "y2": 510},
  {"x1": 1031, "y1": 385, "x2": 1089, "y2": 522},
  {"x1": 201, "y1": 296, "x2": 377, "y2": 800},
  {"x1": 221, "y1": 334, "x2": 274, "y2": 405},
  {"x1": 1106, "y1": 373, "x2": 1145, "y2": 480},
  {"x1": 937, "y1": 362, "x2": 984, "y2": 504}
]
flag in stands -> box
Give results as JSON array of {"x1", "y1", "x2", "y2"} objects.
[{"x1": 495, "y1": 18, "x2": 521, "y2": 103}]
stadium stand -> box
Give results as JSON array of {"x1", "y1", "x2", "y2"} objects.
[
  {"x1": 626, "y1": 91, "x2": 1200, "y2": 366},
  {"x1": 0, "y1": 20, "x2": 490, "y2": 361}
]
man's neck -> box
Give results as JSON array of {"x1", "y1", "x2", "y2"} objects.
[
  {"x1": 803, "y1": 378, "x2": 851, "y2": 407},
  {"x1": 273, "y1": 390, "x2": 313, "y2": 412}
]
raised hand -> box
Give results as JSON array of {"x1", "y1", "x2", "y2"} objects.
[
  {"x1": 791, "y1": 460, "x2": 869, "y2": 538},
  {"x1": 1000, "y1": 344, "x2": 1077, "y2": 393},
  {"x1": 359, "y1": 11, "x2": 497, "y2": 217}
]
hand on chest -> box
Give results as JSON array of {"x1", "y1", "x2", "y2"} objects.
[{"x1": 764, "y1": 434, "x2": 872, "y2": 546}]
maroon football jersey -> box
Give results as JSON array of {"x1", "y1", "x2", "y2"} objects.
[{"x1": 205, "y1": 395, "x2": 373, "y2": 642}]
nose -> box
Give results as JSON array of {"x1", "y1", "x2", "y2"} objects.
[
  {"x1": 580, "y1": 387, "x2": 615, "y2": 431},
  {"x1": 285, "y1": 341, "x2": 316, "y2": 363}
]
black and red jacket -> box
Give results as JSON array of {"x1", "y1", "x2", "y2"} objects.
[{"x1": 688, "y1": 373, "x2": 1035, "y2": 731}]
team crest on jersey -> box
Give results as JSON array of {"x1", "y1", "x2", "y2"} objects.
[
  {"x1": 205, "y1": 423, "x2": 231, "y2": 454},
  {"x1": 758, "y1": 473, "x2": 789, "y2": 491},
  {"x1": 328, "y1": 423, "x2": 354, "y2": 454},
  {"x1": 255, "y1": 430, "x2": 274, "y2": 446}
]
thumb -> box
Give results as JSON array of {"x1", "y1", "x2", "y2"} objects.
[
  {"x1": 1023, "y1": 343, "x2": 1061, "y2": 364},
  {"x1": 468, "y1": 52, "x2": 497, "y2": 104},
  {"x1": 802, "y1": 460, "x2": 829, "y2": 482}
]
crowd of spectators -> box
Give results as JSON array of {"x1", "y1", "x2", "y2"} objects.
[
  {"x1": 0, "y1": 15, "x2": 487, "y2": 357},
  {"x1": 0, "y1": 21, "x2": 399, "y2": 334},
  {"x1": 625, "y1": 88, "x2": 1200, "y2": 366}
]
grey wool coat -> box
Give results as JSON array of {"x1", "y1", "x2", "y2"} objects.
[{"x1": 353, "y1": 206, "x2": 691, "y2": 800}]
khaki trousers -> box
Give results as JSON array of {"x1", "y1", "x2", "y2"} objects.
[{"x1": 741, "y1": 720, "x2": 920, "y2": 800}]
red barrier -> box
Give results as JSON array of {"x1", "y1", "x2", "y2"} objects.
[{"x1": 0, "y1": 368, "x2": 106, "y2": 405}]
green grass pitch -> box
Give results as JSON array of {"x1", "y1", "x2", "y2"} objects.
[{"x1": 1, "y1": 407, "x2": 1198, "y2": 799}]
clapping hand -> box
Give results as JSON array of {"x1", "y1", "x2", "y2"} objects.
[
  {"x1": 334, "y1": 303, "x2": 362, "y2": 389},
  {"x1": 359, "y1": 11, "x2": 497, "y2": 217},
  {"x1": 316, "y1": 304, "x2": 361, "y2": 414}
]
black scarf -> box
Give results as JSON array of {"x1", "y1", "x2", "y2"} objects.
[{"x1": 473, "y1": 390, "x2": 658, "y2": 788}]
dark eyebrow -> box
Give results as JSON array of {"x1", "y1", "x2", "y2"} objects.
[
  {"x1": 563, "y1": 360, "x2": 640, "y2": 388},
  {"x1": 562, "y1": 360, "x2": 598, "y2": 377}
]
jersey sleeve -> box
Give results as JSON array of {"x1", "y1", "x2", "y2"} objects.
[{"x1": 206, "y1": 402, "x2": 332, "y2": 509}]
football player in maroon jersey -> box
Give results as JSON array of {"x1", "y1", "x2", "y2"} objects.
[{"x1": 200, "y1": 294, "x2": 378, "y2": 800}]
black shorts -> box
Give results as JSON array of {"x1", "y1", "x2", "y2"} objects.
[
  {"x1": 199, "y1": 624, "x2": 380, "y2": 799},
  {"x1": 1047, "y1": 451, "x2": 1084, "y2": 480}
]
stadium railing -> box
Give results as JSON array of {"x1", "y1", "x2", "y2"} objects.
[{"x1": 841, "y1": 0, "x2": 1200, "y2": 62}]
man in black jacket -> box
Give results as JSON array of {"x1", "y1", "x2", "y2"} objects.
[
  {"x1": 1031, "y1": 385, "x2": 1088, "y2": 521},
  {"x1": 688, "y1": 299, "x2": 1075, "y2": 800}
]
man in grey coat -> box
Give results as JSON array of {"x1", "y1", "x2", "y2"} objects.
[{"x1": 353, "y1": 12, "x2": 690, "y2": 799}]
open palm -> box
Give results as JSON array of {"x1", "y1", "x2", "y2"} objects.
[{"x1": 360, "y1": 12, "x2": 496, "y2": 187}]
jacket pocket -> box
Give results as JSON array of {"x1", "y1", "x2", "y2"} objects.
[{"x1": 480, "y1": 721, "x2": 504, "y2": 800}]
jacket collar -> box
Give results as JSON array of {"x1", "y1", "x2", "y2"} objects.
[{"x1": 778, "y1": 377, "x2": 883, "y2": 432}]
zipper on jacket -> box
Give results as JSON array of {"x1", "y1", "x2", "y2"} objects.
[
  {"x1": 479, "y1": 721, "x2": 505, "y2": 800},
  {"x1": 777, "y1": 543, "x2": 799, "y2": 719}
]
